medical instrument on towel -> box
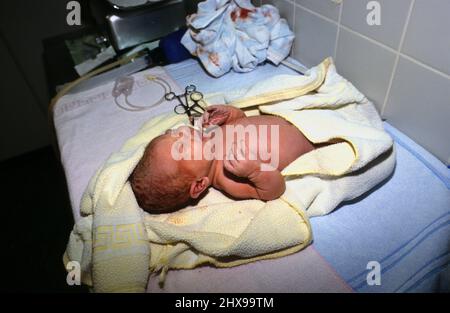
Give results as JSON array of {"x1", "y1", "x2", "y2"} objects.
[
  {"x1": 49, "y1": 26, "x2": 191, "y2": 112},
  {"x1": 165, "y1": 85, "x2": 206, "y2": 122},
  {"x1": 49, "y1": 49, "x2": 152, "y2": 116},
  {"x1": 62, "y1": 50, "x2": 152, "y2": 95},
  {"x1": 46, "y1": 49, "x2": 148, "y2": 162},
  {"x1": 112, "y1": 75, "x2": 171, "y2": 112}
]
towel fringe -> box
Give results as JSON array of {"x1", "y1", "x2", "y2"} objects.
[
  {"x1": 158, "y1": 265, "x2": 169, "y2": 286},
  {"x1": 149, "y1": 244, "x2": 188, "y2": 287}
]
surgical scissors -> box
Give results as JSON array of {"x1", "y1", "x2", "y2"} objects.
[{"x1": 165, "y1": 85, "x2": 205, "y2": 122}]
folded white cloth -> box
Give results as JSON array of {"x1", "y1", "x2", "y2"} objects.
[{"x1": 181, "y1": 0, "x2": 294, "y2": 77}]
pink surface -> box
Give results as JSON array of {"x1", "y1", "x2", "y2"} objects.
[{"x1": 147, "y1": 245, "x2": 353, "y2": 293}]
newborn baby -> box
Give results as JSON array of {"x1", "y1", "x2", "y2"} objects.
[{"x1": 130, "y1": 105, "x2": 315, "y2": 213}]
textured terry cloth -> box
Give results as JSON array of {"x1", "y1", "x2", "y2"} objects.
[
  {"x1": 206, "y1": 57, "x2": 396, "y2": 217},
  {"x1": 181, "y1": 0, "x2": 294, "y2": 77},
  {"x1": 64, "y1": 112, "x2": 312, "y2": 292}
]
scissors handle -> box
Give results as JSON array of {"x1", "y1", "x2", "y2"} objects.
[
  {"x1": 166, "y1": 85, "x2": 205, "y2": 122},
  {"x1": 165, "y1": 92, "x2": 177, "y2": 101},
  {"x1": 185, "y1": 85, "x2": 196, "y2": 94},
  {"x1": 188, "y1": 102, "x2": 205, "y2": 117},
  {"x1": 174, "y1": 104, "x2": 188, "y2": 115},
  {"x1": 189, "y1": 91, "x2": 203, "y2": 102}
]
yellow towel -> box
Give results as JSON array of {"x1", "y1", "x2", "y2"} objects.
[
  {"x1": 64, "y1": 57, "x2": 395, "y2": 292},
  {"x1": 224, "y1": 58, "x2": 396, "y2": 216}
]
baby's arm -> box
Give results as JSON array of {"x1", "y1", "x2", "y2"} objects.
[
  {"x1": 222, "y1": 141, "x2": 286, "y2": 201},
  {"x1": 202, "y1": 105, "x2": 246, "y2": 126}
]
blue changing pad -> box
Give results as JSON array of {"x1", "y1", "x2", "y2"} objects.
[
  {"x1": 166, "y1": 58, "x2": 450, "y2": 293},
  {"x1": 311, "y1": 123, "x2": 450, "y2": 293}
]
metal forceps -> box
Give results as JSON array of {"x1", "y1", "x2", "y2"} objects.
[{"x1": 165, "y1": 85, "x2": 205, "y2": 123}]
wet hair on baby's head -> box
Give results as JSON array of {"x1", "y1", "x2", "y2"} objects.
[{"x1": 129, "y1": 136, "x2": 195, "y2": 214}]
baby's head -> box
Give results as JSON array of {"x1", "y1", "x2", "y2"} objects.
[{"x1": 130, "y1": 126, "x2": 211, "y2": 214}]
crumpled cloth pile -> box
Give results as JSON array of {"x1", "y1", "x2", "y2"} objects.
[{"x1": 181, "y1": 0, "x2": 295, "y2": 77}]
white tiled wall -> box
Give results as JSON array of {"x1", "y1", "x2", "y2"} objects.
[{"x1": 257, "y1": 0, "x2": 450, "y2": 165}]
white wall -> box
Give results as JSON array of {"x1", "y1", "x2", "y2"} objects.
[{"x1": 260, "y1": 0, "x2": 450, "y2": 165}]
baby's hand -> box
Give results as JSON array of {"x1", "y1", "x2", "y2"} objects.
[
  {"x1": 202, "y1": 105, "x2": 231, "y2": 127},
  {"x1": 224, "y1": 140, "x2": 260, "y2": 178}
]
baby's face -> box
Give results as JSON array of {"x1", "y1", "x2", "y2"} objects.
[
  {"x1": 153, "y1": 125, "x2": 211, "y2": 176},
  {"x1": 164, "y1": 125, "x2": 206, "y2": 161}
]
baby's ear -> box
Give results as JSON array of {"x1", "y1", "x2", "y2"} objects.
[{"x1": 189, "y1": 177, "x2": 210, "y2": 199}]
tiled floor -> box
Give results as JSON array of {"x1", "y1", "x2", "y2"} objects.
[{"x1": 1, "y1": 146, "x2": 87, "y2": 292}]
